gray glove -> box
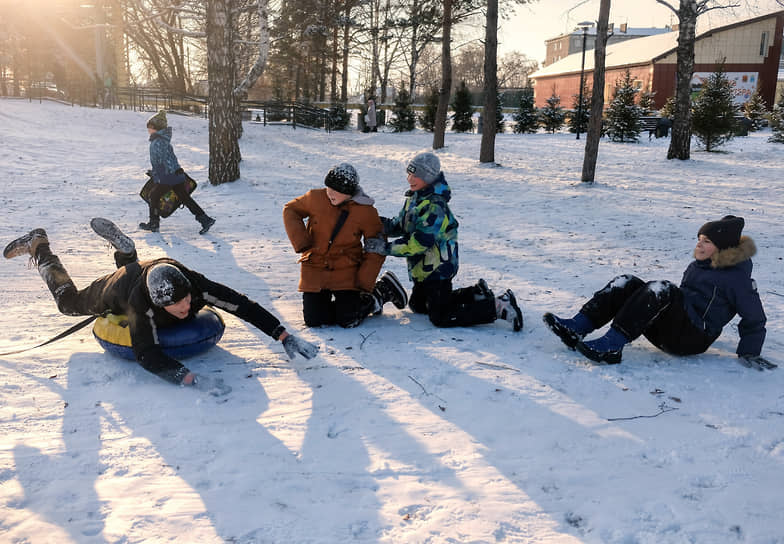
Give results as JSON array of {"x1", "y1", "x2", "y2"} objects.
[
  {"x1": 363, "y1": 235, "x2": 388, "y2": 255},
  {"x1": 191, "y1": 374, "x2": 233, "y2": 396},
  {"x1": 282, "y1": 334, "x2": 319, "y2": 360},
  {"x1": 738, "y1": 354, "x2": 777, "y2": 371}
]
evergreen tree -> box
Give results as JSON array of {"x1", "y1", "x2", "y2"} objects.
[
  {"x1": 660, "y1": 95, "x2": 676, "y2": 120},
  {"x1": 567, "y1": 87, "x2": 590, "y2": 134},
  {"x1": 390, "y1": 85, "x2": 416, "y2": 132},
  {"x1": 494, "y1": 92, "x2": 505, "y2": 133},
  {"x1": 418, "y1": 86, "x2": 439, "y2": 132},
  {"x1": 513, "y1": 83, "x2": 538, "y2": 134},
  {"x1": 768, "y1": 93, "x2": 784, "y2": 143},
  {"x1": 451, "y1": 81, "x2": 475, "y2": 132},
  {"x1": 539, "y1": 91, "x2": 565, "y2": 134},
  {"x1": 691, "y1": 64, "x2": 737, "y2": 152},
  {"x1": 328, "y1": 103, "x2": 350, "y2": 130},
  {"x1": 605, "y1": 70, "x2": 642, "y2": 142},
  {"x1": 638, "y1": 90, "x2": 656, "y2": 116},
  {"x1": 743, "y1": 89, "x2": 766, "y2": 130}
]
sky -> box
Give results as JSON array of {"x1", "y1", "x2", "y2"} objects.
[{"x1": 498, "y1": 0, "x2": 784, "y2": 63}]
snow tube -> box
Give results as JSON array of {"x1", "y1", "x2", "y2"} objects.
[{"x1": 92, "y1": 307, "x2": 225, "y2": 360}]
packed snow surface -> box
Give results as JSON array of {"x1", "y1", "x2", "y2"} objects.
[{"x1": 1, "y1": 99, "x2": 783, "y2": 543}]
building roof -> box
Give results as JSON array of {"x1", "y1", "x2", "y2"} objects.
[
  {"x1": 532, "y1": 31, "x2": 678, "y2": 78},
  {"x1": 545, "y1": 26, "x2": 670, "y2": 42},
  {"x1": 531, "y1": 10, "x2": 784, "y2": 80}
]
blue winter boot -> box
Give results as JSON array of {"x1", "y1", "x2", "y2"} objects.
[
  {"x1": 575, "y1": 326, "x2": 629, "y2": 365},
  {"x1": 543, "y1": 312, "x2": 593, "y2": 349}
]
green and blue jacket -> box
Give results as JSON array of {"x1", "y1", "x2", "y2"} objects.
[{"x1": 385, "y1": 173, "x2": 459, "y2": 283}]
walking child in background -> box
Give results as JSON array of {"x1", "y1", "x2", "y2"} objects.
[
  {"x1": 283, "y1": 163, "x2": 407, "y2": 328},
  {"x1": 364, "y1": 152, "x2": 523, "y2": 331},
  {"x1": 543, "y1": 215, "x2": 774, "y2": 369},
  {"x1": 365, "y1": 98, "x2": 377, "y2": 133},
  {"x1": 141, "y1": 110, "x2": 215, "y2": 235},
  {"x1": 3, "y1": 219, "x2": 318, "y2": 394}
]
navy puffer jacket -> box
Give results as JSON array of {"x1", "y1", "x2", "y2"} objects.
[{"x1": 680, "y1": 236, "x2": 766, "y2": 356}]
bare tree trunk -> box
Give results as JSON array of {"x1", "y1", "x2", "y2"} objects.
[
  {"x1": 667, "y1": 0, "x2": 698, "y2": 160},
  {"x1": 433, "y1": 0, "x2": 452, "y2": 150},
  {"x1": 581, "y1": 0, "x2": 611, "y2": 182},
  {"x1": 207, "y1": 0, "x2": 241, "y2": 184},
  {"x1": 479, "y1": 0, "x2": 498, "y2": 163},
  {"x1": 340, "y1": 2, "x2": 353, "y2": 102}
]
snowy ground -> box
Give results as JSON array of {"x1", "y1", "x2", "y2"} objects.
[{"x1": 1, "y1": 99, "x2": 783, "y2": 544}]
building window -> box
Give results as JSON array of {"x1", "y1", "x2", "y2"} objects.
[
  {"x1": 760, "y1": 31, "x2": 769, "y2": 56},
  {"x1": 633, "y1": 79, "x2": 643, "y2": 90}
]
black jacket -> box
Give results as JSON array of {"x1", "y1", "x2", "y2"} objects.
[{"x1": 93, "y1": 258, "x2": 283, "y2": 383}]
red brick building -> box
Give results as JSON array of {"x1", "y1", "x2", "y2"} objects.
[{"x1": 530, "y1": 11, "x2": 784, "y2": 111}]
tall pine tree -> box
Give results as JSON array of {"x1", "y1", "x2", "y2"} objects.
[
  {"x1": 451, "y1": 81, "x2": 474, "y2": 132},
  {"x1": 419, "y1": 86, "x2": 439, "y2": 132},
  {"x1": 567, "y1": 87, "x2": 590, "y2": 134},
  {"x1": 513, "y1": 83, "x2": 538, "y2": 134},
  {"x1": 605, "y1": 70, "x2": 642, "y2": 142},
  {"x1": 540, "y1": 92, "x2": 565, "y2": 134},
  {"x1": 691, "y1": 64, "x2": 737, "y2": 152},
  {"x1": 743, "y1": 89, "x2": 766, "y2": 130},
  {"x1": 390, "y1": 85, "x2": 416, "y2": 132},
  {"x1": 494, "y1": 92, "x2": 505, "y2": 133},
  {"x1": 767, "y1": 93, "x2": 784, "y2": 143}
]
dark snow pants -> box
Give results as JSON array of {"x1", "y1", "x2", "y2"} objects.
[
  {"x1": 302, "y1": 290, "x2": 375, "y2": 328},
  {"x1": 581, "y1": 274, "x2": 715, "y2": 355},
  {"x1": 409, "y1": 278, "x2": 496, "y2": 328},
  {"x1": 35, "y1": 243, "x2": 138, "y2": 316}
]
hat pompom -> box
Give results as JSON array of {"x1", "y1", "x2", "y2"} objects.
[{"x1": 147, "y1": 110, "x2": 168, "y2": 130}]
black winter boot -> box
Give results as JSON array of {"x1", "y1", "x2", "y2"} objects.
[
  {"x1": 139, "y1": 208, "x2": 160, "y2": 232},
  {"x1": 196, "y1": 214, "x2": 215, "y2": 235},
  {"x1": 373, "y1": 271, "x2": 408, "y2": 309}
]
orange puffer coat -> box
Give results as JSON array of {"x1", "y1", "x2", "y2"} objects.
[{"x1": 283, "y1": 188, "x2": 385, "y2": 293}]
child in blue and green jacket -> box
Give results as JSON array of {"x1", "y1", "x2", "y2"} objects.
[{"x1": 364, "y1": 152, "x2": 523, "y2": 331}]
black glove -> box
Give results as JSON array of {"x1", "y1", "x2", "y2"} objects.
[
  {"x1": 191, "y1": 374, "x2": 233, "y2": 396},
  {"x1": 282, "y1": 334, "x2": 319, "y2": 360},
  {"x1": 738, "y1": 354, "x2": 777, "y2": 371},
  {"x1": 363, "y1": 235, "x2": 388, "y2": 255}
]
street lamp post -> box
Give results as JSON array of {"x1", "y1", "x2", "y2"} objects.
[{"x1": 575, "y1": 21, "x2": 594, "y2": 140}]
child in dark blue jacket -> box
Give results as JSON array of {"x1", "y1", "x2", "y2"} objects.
[
  {"x1": 141, "y1": 110, "x2": 215, "y2": 235},
  {"x1": 544, "y1": 215, "x2": 773, "y2": 369}
]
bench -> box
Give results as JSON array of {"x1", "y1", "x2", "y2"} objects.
[{"x1": 640, "y1": 116, "x2": 671, "y2": 140}]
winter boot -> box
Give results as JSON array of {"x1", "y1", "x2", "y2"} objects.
[
  {"x1": 196, "y1": 214, "x2": 215, "y2": 235},
  {"x1": 373, "y1": 271, "x2": 408, "y2": 309},
  {"x1": 495, "y1": 288, "x2": 523, "y2": 332},
  {"x1": 139, "y1": 208, "x2": 160, "y2": 232},
  {"x1": 542, "y1": 312, "x2": 593, "y2": 350},
  {"x1": 90, "y1": 218, "x2": 135, "y2": 254},
  {"x1": 3, "y1": 228, "x2": 48, "y2": 261},
  {"x1": 575, "y1": 326, "x2": 629, "y2": 365}
]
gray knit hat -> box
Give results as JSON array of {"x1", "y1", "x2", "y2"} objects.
[
  {"x1": 147, "y1": 110, "x2": 168, "y2": 130},
  {"x1": 406, "y1": 152, "x2": 441, "y2": 184}
]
